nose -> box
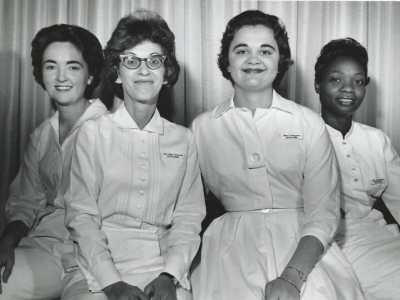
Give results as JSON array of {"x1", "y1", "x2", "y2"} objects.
[
  {"x1": 247, "y1": 52, "x2": 261, "y2": 65},
  {"x1": 137, "y1": 60, "x2": 150, "y2": 76},
  {"x1": 56, "y1": 67, "x2": 67, "y2": 82},
  {"x1": 340, "y1": 80, "x2": 355, "y2": 93}
]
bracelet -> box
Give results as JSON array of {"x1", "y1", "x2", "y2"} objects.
[
  {"x1": 277, "y1": 277, "x2": 301, "y2": 293},
  {"x1": 285, "y1": 266, "x2": 307, "y2": 283}
]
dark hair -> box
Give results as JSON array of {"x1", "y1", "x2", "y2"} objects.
[
  {"x1": 218, "y1": 10, "x2": 293, "y2": 88},
  {"x1": 104, "y1": 9, "x2": 180, "y2": 100},
  {"x1": 31, "y1": 24, "x2": 104, "y2": 99},
  {"x1": 315, "y1": 37, "x2": 370, "y2": 84}
]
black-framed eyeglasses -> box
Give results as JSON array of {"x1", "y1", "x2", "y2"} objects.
[{"x1": 119, "y1": 54, "x2": 166, "y2": 70}]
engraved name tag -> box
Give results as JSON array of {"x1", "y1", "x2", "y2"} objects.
[
  {"x1": 370, "y1": 178, "x2": 385, "y2": 185},
  {"x1": 162, "y1": 153, "x2": 184, "y2": 159},
  {"x1": 280, "y1": 134, "x2": 303, "y2": 140}
]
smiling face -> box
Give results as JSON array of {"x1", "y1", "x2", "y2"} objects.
[
  {"x1": 228, "y1": 25, "x2": 280, "y2": 94},
  {"x1": 42, "y1": 42, "x2": 92, "y2": 107},
  {"x1": 316, "y1": 56, "x2": 368, "y2": 119},
  {"x1": 116, "y1": 41, "x2": 166, "y2": 105}
]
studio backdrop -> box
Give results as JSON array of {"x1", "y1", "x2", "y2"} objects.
[{"x1": 1, "y1": 0, "x2": 400, "y2": 232}]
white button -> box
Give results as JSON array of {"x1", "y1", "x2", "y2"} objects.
[
  {"x1": 140, "y1": 164, "x2": 146, "y2": 169},
  {"x1": 140, "y1": 152, "x2": 146, "y2": 157},
  {"x1": 354, "y1": 178, "x2": 358, "y2": 182},
  {"x1": 342, "y1": 142, "x2": 346, "y2": 145},
  {"x1": 352, "y1": 168, "x2": 356, "y2": 172},
  {"x1": 140, "y1": 177, "x2": 146, "y2": 182},
  {"x1": 136, "y1": 205, "x2": 142, "y2": 209},
  {"x1": 250, "y1": 153, "x2": 260, "y2": 162},
  {"x1": 140, "y1": 139, "x2": 145, "y2": 143},
  {"x1": 139, "y1": 190, "x2": 144, "y2": 195},
  {"x1": 346, "y1": 154, "x2": 350, "y2": 158},
  {"x1": 135, "y1": 217, "x2": 140, "y2": 222}
]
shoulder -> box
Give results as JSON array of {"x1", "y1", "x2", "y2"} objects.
[
  {"x1": 353, "y1": 121, "x2": 389, "y2": 144},
  {"x1": 162, "y1": 117, "x2": 193, "y2": 139}
]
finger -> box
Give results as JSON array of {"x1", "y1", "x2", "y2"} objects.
[
  {"x1": 144, "y1": 283, "x2": 154, "y2": 296},
  {"x1": 3, "y1": 259, "x2": 14, "y2": 283}
]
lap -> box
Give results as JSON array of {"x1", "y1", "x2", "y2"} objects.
[{"x1": 1, "y1": 236, "x2": 65, "y2": 300}]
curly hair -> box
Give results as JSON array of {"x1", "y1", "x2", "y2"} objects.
[
  {"x1": 218, "y1": 10, "x2": 293, "y2": 88},
  {"x1": 31, "y1": 24, "x2": 104, "y2": 99},
  {"x1": 104, "y1": 9, "x2": 180, "y2": 100},
  {"x1": 315, "y1": 37, "x2": 369, "y2": 84}
]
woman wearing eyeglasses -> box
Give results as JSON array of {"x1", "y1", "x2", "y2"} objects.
[{"x1": 64, "y1": 9, "x2": 205, "y2": 300}]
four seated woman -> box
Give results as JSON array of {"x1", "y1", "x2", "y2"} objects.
[
  {"x1": 1, "y1": 9, "x2": 398, "y2": 300},
  {"x1": 315, "y1": 37, "x2": 400, "y2": 300}
]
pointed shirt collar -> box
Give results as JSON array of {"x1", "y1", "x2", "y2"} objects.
[
  {"x1": 111, "y1": 102, "x2": 164, "y2": 135},
  {"x1": 214, "y1": 90, "x2": 295, "y2": 118}
]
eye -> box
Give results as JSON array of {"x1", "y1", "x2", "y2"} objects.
[
  {"x1": 123, "y1": 56, "x2": 139, "y2": 66},
  {"x1": 69, "y1": 65, "x2": 80, "y2": 70},
  {"x1": 260, "y1": 50, "x2": 272, "y2": 55},
  {"x1": 330, "y1": 77, "x2": 341, "y2": 83},
  {"x1": 236, "y1": 49, "x2": 248, "y2": 55},
  {"x1": 354, "y1": 79, "x2": 365, "y2": 85},
  {"x1": 44, "y1": 65, "x2": 56, "y2": 70}
]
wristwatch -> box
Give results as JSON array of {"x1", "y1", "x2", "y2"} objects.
[{"x1": 159, "y1": 272, "x2": 179, "y2": 286}]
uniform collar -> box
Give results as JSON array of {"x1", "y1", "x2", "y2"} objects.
[
  {"x1": 214, "y1": 90, "x2": 295, "y2": 118},
  {"x1": 49, "y1": 99, "x2": 108, "y2": 137},
  {"x1": 112, "y1": 102, "x2": 164, "y2": 135}
]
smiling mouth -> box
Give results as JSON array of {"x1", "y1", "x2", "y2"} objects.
[
  {"x1": 135, "y1": 80, "x2": 153, "y2": 84},
  {"x1": 337, "y1": 98, "x2": 355, "y2": 106},
  {"x1": 242, "y1": 68, "x2": 264, "y2": 74},
  {"x1": 55, "y1": 86, "x2": 72, "y2": 91}
]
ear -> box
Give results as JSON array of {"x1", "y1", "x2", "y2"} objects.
[
  {"x1": 365, "y1": 77, "x2": 371, "y2": 86},
  {"x1": 115, "y1": 76, "x2": 122, "y2": 84},
  {"x1": 227, "y1": 66, "x2": 230, "y2": 73},
  {"x1": 163, "y1": 79, "x2": 168, "y2": 85},
  {"x1": 314, "y1": 81, "x2": 320, "y2": 94},
  {"x1": 87, "y1": 75, "x2": 93, "y2": 85}
]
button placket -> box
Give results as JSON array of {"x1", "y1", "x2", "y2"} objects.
[{"x1": 135, "y1": 132, "x2": 149, "y2": 214}]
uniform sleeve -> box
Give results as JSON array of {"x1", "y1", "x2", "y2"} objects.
[
  {"x1": 5, "y1": 130, "x2": 47, "y2": 230},
  {"x1": 301, "y1": 114, "x2": 341, "y2": 250},
  {"x1": 161, "y1": 130, "x2": 206, "y2": 289},
  {"x1": 64, "y1": 121, "x2": 122, "y2": 291},
  {"x1": 380, "y1": 131, "x2": 400, "y2": 224}
]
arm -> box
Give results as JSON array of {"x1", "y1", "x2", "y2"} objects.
[
  {"x1": 64, "y1": 121, "x2": 123, "y2": 292},
  {"x1": 145, "y1": 131, "x2": 206, "y2": 297},
  {"x1": 1, "y1": 130, "x2": 48, "y2": 293},
  {"x1": 265, "y1": 115, "x2": 340, "y2": 299},
  {"x1": 380, "y1": 131, "x2": 400, "y2": 224}
]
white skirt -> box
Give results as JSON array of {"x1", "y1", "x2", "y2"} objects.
[{"x1": 191, "y1": 210, "x2": 366, "y2": 300}]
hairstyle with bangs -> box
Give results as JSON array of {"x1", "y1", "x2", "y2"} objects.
[
  {"x1": 218, "y1": 10, "x2": 293, "y2": 88},
  {"x1": 315, "y1": 37, "x2": 370, "y2": 85},
  {"x1": 104, "y1": 9, "x2": 180, "y2": 99},
  {"x1": 31, "y1": 24, "x2": 104, "y2": 99}
]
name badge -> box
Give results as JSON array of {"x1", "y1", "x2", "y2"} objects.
[
  {"x1": 280, "y1": 134, "x2": 303, "y2": 140},
  {"x1": 370, "y1": 178, "x2": 385, "y2": 185},
  {"x1": 162, "y1": 153, "x2": 184, "y2": 159}
]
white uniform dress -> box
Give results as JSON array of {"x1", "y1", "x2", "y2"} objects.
[
  {"x1": 190, "y1": 91, "x2": 366, "y2": 300},
  {"x1": 327, "y1": 122, "x2": 400, "y2": 300},
  {"x1": 3, "y1": 100, "x2": 107, "y2": 300},
  {"x1": 65, "y1": 103, "x2": 205, "y2": 299}
]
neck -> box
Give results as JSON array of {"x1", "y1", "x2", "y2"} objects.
[
  {"x1": 233, "y1": 87, "x2": 273, "y2": 115},
  {"x1": 56, "y1": 99, "x2": 90, "y2": 144},
  {"x1": 321, "y1": 110, "x2": 353, "y2": 138},
  {"x1": 124, "y1": 100, "x2": 157, "y2": 130}
]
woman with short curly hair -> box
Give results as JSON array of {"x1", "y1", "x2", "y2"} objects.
[{"x1": 0, "y1": 23, "x2": 107, "y2": 299}]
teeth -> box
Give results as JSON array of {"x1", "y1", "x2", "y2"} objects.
[
  {"x1": 338, "y1": 98, "x2": 354, "y2": 105},
  {"x1": 56, "y1": 86, "x2": 71, "y2": 90}
]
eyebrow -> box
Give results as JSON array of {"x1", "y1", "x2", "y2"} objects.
[
  {"x1": 232, "y1": 43, "x2": 276, "y2": 51},
  {"x1": 122, "y1": 52, "x2": 163, "y2": 56},
  {"x1": 43, "y1": 59, "x2": 83, "y2": 67},
  {"x1": 331, "y1": 70, "x2": 366, "y2": 76}
]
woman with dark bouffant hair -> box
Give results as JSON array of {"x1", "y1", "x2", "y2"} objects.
[
  {"x1": 65, "y1": 9, "x2": 205, "y2": 300},
  {"x1": 191, "y1": 10, "x2": 366, "y2": 300},
  {"x1": 0, "y1": 24, "x2": 107, "y2": 299},
  {"x1": 316, "y1": 37, "x2": 400, "y2": 300}
]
